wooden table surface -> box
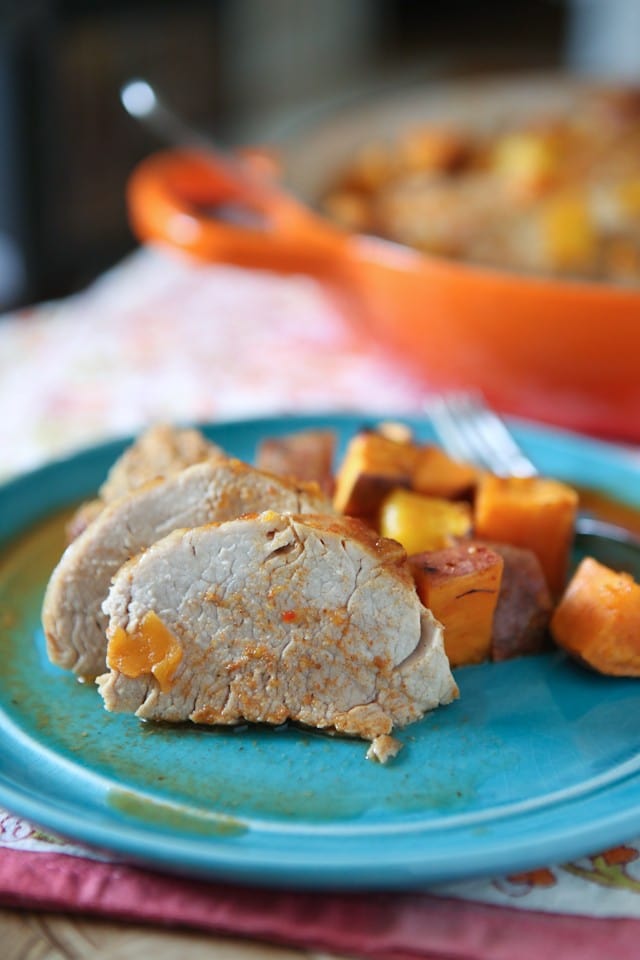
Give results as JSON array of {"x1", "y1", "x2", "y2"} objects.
[{"x1": 0, "y1": 909, "x2": 352, "y2": 959}]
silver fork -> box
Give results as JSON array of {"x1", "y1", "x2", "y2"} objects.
[
  {"x1": 426, "y1": 391, "x2": 640, "y2": 562},
  {"x1": 426, "y1": 391, "x2": 539, "y2": 478}
]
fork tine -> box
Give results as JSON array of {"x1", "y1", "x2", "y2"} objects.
[
  {"x1": 458, "y1": 394, "x2": 538, "y2": 477},
  {"x1": 428, "y1": 393, "x2": 497, "y2": 471},
  {"x1": 424, "y1": 393, "x2": 482, "y2": 465},
  {"x1": 426, "y1": 391, "x2": 538, "y2": 477}
]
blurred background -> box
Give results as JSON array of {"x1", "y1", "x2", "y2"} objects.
[{"x1": 1, "y1": 0, "x2": 639, "y2": 311}]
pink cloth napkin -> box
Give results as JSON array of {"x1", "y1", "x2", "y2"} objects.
[
  {"x1": 3, "y1": 849, "x2": 640, "y2": 960},
  {"x1": 2, "y1": 247, "x2": 640, "y2": 958}
]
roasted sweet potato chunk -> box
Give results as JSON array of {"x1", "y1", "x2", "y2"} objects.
[
  {"x1": 255, "y1": 429, "x2": 336, "y2": 496},
  {"x1": 473, "y1": 474, "x2": 578, "y2": 596},
  {"x1": 410, "y1": 543, "x2": 504, "y2": 667},
  {"x1": 412, "y1": 445, "x2": 479, "y2": 500},
  {"x1": 333, "y1": 429, "x2": 479, "y2": 522},
  {"x1": 333, "y1": 431, "x2": 418, "y2": 520},
  {"x1": 487, "y1": 542, "x2": 553, "y2": 661},
  {"x1": 551, "y1": 557, "x2": 640, "y2": 676},
  {"x1": 380, "y1": 489, "x2": 472, "y2": 555}
]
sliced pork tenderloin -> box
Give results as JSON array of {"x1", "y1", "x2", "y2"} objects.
[
  {"x1": 66, "y1": 424, "x2": 223, "y2": 541},
  {"x1": 98, "y1": 511, "x2": 458, "y2": 754},
  {"x1": 43, "y1": 460, "x2": 332, "y2": 680},
  {"x1": 99, "y1": 423, "x2": 223, "y2": 502}
]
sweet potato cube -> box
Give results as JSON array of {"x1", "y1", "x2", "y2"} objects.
[
  {"x1": 398, "y1": 126, "x2": 470, "y2": 174},
  {"x1": 411, "y1": 543, "x2": 504, "y2": 667},
  {"x1": 551, "y1": 557, "x2": 640, "y2": 676},
  {"x1": 412, "y1": 445, "x2": 479, "y2": 499},
  {"x1": 474, "y1": 474, "x2": 578, "y2": 596},
  {"x1": 379, "y1": 489, "x2": 472, "y2": 555},
  {"x1": 255, "y1": 429, "x2": 336, "y2": 496},
  {"x1": 487, "y1": 542, "x2": 553, "y2": 661},
  {"x1": 333, "y1": 432, "x2": 418, "y2": 519}
]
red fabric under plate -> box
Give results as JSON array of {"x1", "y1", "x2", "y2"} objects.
[{"x1": 1, "y1": 849, "x2": 640, "y2": 960}]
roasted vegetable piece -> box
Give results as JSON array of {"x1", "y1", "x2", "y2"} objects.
[
  {"x1": 491, "y1": 131, "x2": 560, "y2": 198},
  {"x1": 486, "y1": 542, "x2": 553, "y2": 661},
  {"x1": 380, "y1": 489, "x2": 472, "y2": 555},
  {"x1": 473, "y1": 474, "x2": 578, "y2": 596},
  {"x1": 551, "y1": 557, "x2": 640, "y2": 676},
  {"x1": 539, "y1": 192, "x2": 598, "y2": 272},
  {"x1": 333, "y1": 431, "x2": 418, "y2": 520},
  {"x1": 410, "y1": 543, "x2": 504, "y2": 667},
  {"x1": 412, "y1": 445, "x2": 479, "y2": 500},
  {"x1": 397, "y1": 126, "x2": 470, "y2": 174},
  {"x1": 255, "y1": 429, "x2": 336, "y2": 496}
]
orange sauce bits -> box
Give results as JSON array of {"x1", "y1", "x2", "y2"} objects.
[{"x1": 106, "y1": 610, "x2": 183, "y2": 692}]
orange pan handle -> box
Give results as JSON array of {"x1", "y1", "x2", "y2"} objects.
[{"x1": 126, "y1": 149, "x2": 354, "y2": 276}]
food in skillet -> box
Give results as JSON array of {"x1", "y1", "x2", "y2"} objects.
[{"x1": 322, "y1": 87, "x2": 640, "y2": 284}]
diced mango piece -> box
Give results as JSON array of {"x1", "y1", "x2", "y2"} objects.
[
  {"x1": 106, "y1": 610, "x2": 183, "y2": 693},
  {"x1": 492, "y1": 132, "x2": 559, "y2": 196},
  {"x1": 551, "y1": 557, "x2": 640, "y2": 676},
  {"x1": 411, "y1": 543, "x2": 504, "y2": 667},
  {"x1": 333, "y1": 432, "x2": 418, "y2": 520},
  {"x1": 540, "y1": 193, "x2": 598, "y2": 271},
  {"x1": 474, "y1": 474, "x2": 578, "y2": 597},
  {"x1": 412, "y1": 445, "x2": 479, "y2": 499},
  {"x1": 379, "y1": 488, "x2": 472, "y2": 555}
]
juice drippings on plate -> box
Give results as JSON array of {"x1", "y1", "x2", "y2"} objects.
[
  {"x1": 108, "y1": 788, "x2": 247, "y2": 836},
  {"x1": 577, "y1": 487, "x2": 640, "y2": 536}
]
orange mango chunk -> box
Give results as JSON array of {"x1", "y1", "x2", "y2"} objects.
[
  {"x1": 411, "y1": 543, "x2": 504, "y2": 667},
  {"x1": 106, "y1": 610, "x2": 183, "y2": 692},
  {"x1": 492, "y1": 131, "x2": 560, "y2": 196},
  {"x1": 474, "y1": 474, "x2": 578, "y2": 596},
  {"x1": 551, "y1": 557, "x2": 640, "y2": 676},
  {"x1": 380, "y1": 488, "x2": 472, "y2": 555},
  {"x1": 540, "y1": 193, "x2": 598, "y2": 271}
]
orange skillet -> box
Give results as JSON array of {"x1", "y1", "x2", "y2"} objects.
[{"x1": 126, "y1": 147, "x2": 640, "y2": 443}]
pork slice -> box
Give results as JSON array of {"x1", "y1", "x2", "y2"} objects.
[
  {"x1": 66, "y1": 424, "x2": 224, "y2": 541},
  {"x1": 43, "y1": 459, "x2": 332, "y2": 680},
  {"x1": 99, "y1": 424, "x2": 224, "y2": 502},
  {"x1": 98, "y1": 512, "x2": 458, "y2": 749}
]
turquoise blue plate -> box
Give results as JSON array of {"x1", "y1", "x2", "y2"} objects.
[{"x1": 1, "y1": 414, "x2": 640, "y2": 890}]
